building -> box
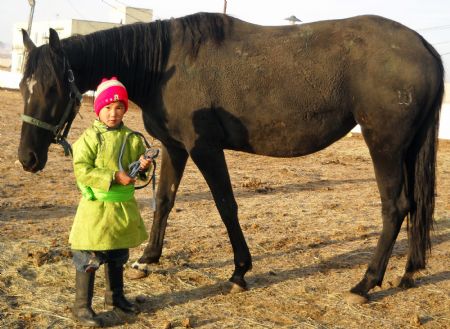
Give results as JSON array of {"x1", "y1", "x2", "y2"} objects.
[{"x1": 11, "y1": 6, "x2": 152, "y2": 73}]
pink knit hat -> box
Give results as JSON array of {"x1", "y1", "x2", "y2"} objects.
[{"x1": 93, "y1": 77, "x2": 128, "y2": 116}]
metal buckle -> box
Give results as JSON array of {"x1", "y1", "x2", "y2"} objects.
[{"x1": 67, "y1": 69, "x2": 75, "y2": 83}]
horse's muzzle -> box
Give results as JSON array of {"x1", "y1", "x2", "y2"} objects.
[{"x1": 19, "y1": 151, "x2": 44, "y2": 173}]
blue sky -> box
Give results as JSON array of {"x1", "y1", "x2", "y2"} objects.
[{"x1": 1, "y1": 0, "x2": 450, "y2": 78}]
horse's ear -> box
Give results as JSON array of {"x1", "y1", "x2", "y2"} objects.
[
  {"x1": 49, "y1": 28, "x2": 63, "y2": 54},
  {"x1": 22, "y1": 29, "x2": 36, "y2": 51}
]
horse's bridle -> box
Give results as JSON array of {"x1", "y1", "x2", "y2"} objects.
[{"x1": 21, "y1": 57, "x2": 83, "y2": 156}]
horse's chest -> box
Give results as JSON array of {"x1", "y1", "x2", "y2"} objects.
[{"x1": 142, "y1": 111, "x2": 184, "y2": 147}]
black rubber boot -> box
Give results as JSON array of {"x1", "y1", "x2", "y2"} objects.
[
  {"x1": 104, "y1": 264, "x2": 137, "y2": 314},
  {"x1": 72, "y1": 271, "x2": 103, "y2": 327}
]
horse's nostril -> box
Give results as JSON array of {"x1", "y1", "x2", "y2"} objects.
[
  {"x1": 21, "y1": 151, "x2": 39, "y2": 172},
  {"x1": 29, "y1": 152, "x2": 39, "y2": 170}
]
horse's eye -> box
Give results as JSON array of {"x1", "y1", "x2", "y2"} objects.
[{"x1": 47, "y1": 85, "x2": 57, "y2": 95}]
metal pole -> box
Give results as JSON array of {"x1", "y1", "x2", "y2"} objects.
[
  {"x1": 223, "y1": 0, "x2": 227, "y2": 14},
  {"x1": 22, "y1": 0, "x2": 35, "y2": 72},
  {"x1": 27, "y1": 0, "x2": 36, "y2": 35}
]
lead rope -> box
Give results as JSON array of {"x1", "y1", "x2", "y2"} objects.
[{"x1": 118, "y1": 131, "x2": 159, "y2": 210}]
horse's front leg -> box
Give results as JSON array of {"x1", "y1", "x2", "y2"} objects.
[
  {"x1": 190, "y1": 147, "x2": 252, "y2": 290},
  {"x1": 137, "y1": 144, "x2": 188, "y2": 266}
]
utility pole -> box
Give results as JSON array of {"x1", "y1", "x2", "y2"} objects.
[
  {"x1": 27, "y1": 0, "x2": 36, "y2": 35},
  {"x1": 22, "y1": 0, "x2": 36, "y2": 72},
  {"x1": 223, "y1": 0, "x2": 227, "y2": 14}
]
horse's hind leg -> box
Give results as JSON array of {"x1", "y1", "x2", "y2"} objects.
[
  {"x1": 350, "y1": 140, "x2": 410, "y2": 299},
  {"x1": 189, "y1": 147, "x2": 252, "y2": 290},
  {"x1": 138, "y1": 145, "x2": 188, "y2": 265}
]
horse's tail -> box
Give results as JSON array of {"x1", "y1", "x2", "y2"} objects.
[{"x1": 405, "y1": 37, "x2": 444, "y2": 270}]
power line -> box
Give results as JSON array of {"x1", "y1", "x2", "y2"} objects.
[
  {"x1": 433, "y1": 40, "x2": 450, "y2": 46},
  {"x1": 66, "y1": 0, "x2": 100, "y2": 30},
  {"x1": 110, "y1": 0, "x2": 154, "y2": 20},
  {"x1": 111, "y1": 0, "x2": 128, "y2": 7},
  {"x1": 418, "y1": 24, "x2": 450, "y2": 32},
  {"x1": 100, "y1": 0, "x2": 143, "y2": 23}
]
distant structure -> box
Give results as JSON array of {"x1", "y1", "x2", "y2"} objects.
[
  {"x1": 285, "y1": 15, "x2": 302, "y2": 25},
  {"x1": 11, "y1": 6, "x2": 152, "y2": 73}
]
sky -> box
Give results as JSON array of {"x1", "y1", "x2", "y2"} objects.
[{"x1": 1, "y1": 0, "x2": 450, "y2": 78}]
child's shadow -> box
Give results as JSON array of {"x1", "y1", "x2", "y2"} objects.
[{"x1": 96, "y1": 309, "x2": 138, "y2": 327}]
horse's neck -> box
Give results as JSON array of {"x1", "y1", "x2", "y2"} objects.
[
  {"x1": 64, "y1": 38, "x2": 121, "y2": 94},
  {"x1": 65, "y1": 20, "x2": 169, "y2": 109}
]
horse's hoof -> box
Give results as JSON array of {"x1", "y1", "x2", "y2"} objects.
[
  {"x1": 229, "y1": 282, "x2": 247, "y2": 294},
  {"x1": 395, "y1": 275, "x2": 416, "y2": 289},
  {"x1": 344, "y1": 292, "x2": 368, "y2": 304},
  {"x1": 223, "y1": 281, "x2": 247, "y2": 294},
  {"x1": 126, "y1": 261, "x2": 149, "y2": 280},
  {"x1": 135, "y1": 295, "x2": 149, "y2": 304},
  {"x1": 132, "y1": 260, "x2": 149, "y2": 271},
  {"x1": 125, "y1": 267, "x2": 148, "y2": 280}
]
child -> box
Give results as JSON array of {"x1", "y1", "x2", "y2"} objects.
[{"x1": 69, "y1": 77, "x2": 151, "y2": 326}]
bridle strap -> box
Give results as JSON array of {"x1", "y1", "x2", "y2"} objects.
[
  {"x1": 21, "y1": 114, "x2": 58, "y2": 133},
  {"x1": 21, "y1": 87, "x2": 79, "y2": 135}
]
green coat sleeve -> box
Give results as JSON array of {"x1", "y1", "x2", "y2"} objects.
[{"x1": 73, "y1": 129, "x2": 115, "y2": 192}]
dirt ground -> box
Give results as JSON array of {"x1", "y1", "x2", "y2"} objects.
[{"x1": 0, "y1": 88, "x2": 449, "y2": 328}]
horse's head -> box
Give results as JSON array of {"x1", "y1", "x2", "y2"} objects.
[{"x1": 18, "y1": 29, "x2": 81, "y2": 172}]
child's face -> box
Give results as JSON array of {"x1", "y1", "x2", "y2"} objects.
[{"x1": 98, "y1": 101, "x2": 126, "y2": 128}]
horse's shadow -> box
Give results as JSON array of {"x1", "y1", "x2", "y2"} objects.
[
  {"x1": 138, "y1": 178, "x2": 376, "y2": 204},
  {"x1": 132, "y1": 216, "x2": 450, "y2": 280},
  {"x1": 0, "y1": 178, "x2": 373, "y2": 222},
  {"x1": 136, "y1": 228, "x2": 382, "y2": 279},
  {"x1": 0, "y1": 205, "x2": 77, "y2": 221},
  {"x1": 370, "y1": 270, "x2": 450, "y2": 302},
  {"x1": 136, "y1": 227, "x2": 450, "y2": 313}
]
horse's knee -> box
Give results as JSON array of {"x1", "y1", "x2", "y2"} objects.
[
  {"x1": 218, "y1": 199, "x2": 238, "y2": 221},
  {"x1": 396, "y1": 192, "x2": 410, "y2": 218},
  {"x1": 156, "y1": 195, "x2": 175, "y2": 215},
  {"x1": 381, "y1": 201, "x2": 407, "y2": 228}
]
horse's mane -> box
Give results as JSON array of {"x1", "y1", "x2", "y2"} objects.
[
  {"x1": 178, "y1": 12, "x2": 228, "y2": 57},
  {"x1": 23, "y1": 13, "x2": 229, "y2": 97}
]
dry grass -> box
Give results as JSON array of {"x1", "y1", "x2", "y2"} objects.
[{"x1": 1, "y1": 89, "x2": 449, "y2": 328}]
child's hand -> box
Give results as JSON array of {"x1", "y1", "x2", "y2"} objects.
[
  {"x1": 115, "y1": 171, "x2": 136, "y2": 185},
  {"x1": 139, "y1": 155, "x2": 152, "y2": 171}
]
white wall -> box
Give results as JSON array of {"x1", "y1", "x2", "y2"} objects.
[
  {"x1": 0, "y1": 70, "x2": 21, "y2": 89},
  {"x1": 444, "y1": 82, "x2": 450, "y2": 104},
  {"x1": 71, "y1": 20, "x2": 119, "y2": 36},
  {"x1": 439, "y1": 104, "x2": 450, "y2": 139},
  {"x1": 11, "y1": 20, "x2": 73, "y2": 73},
  {"x1": 10, "y1": 6, "x2": 152, "y2": 74}
]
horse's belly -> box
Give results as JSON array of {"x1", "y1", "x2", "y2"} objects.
[{"x1": 241, "y1": 112, "x2": 356, "y2": 157}]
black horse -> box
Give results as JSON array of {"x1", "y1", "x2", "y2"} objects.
[{"x1": 18, "y1": 13, "x2": 444, "y2": 301}]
